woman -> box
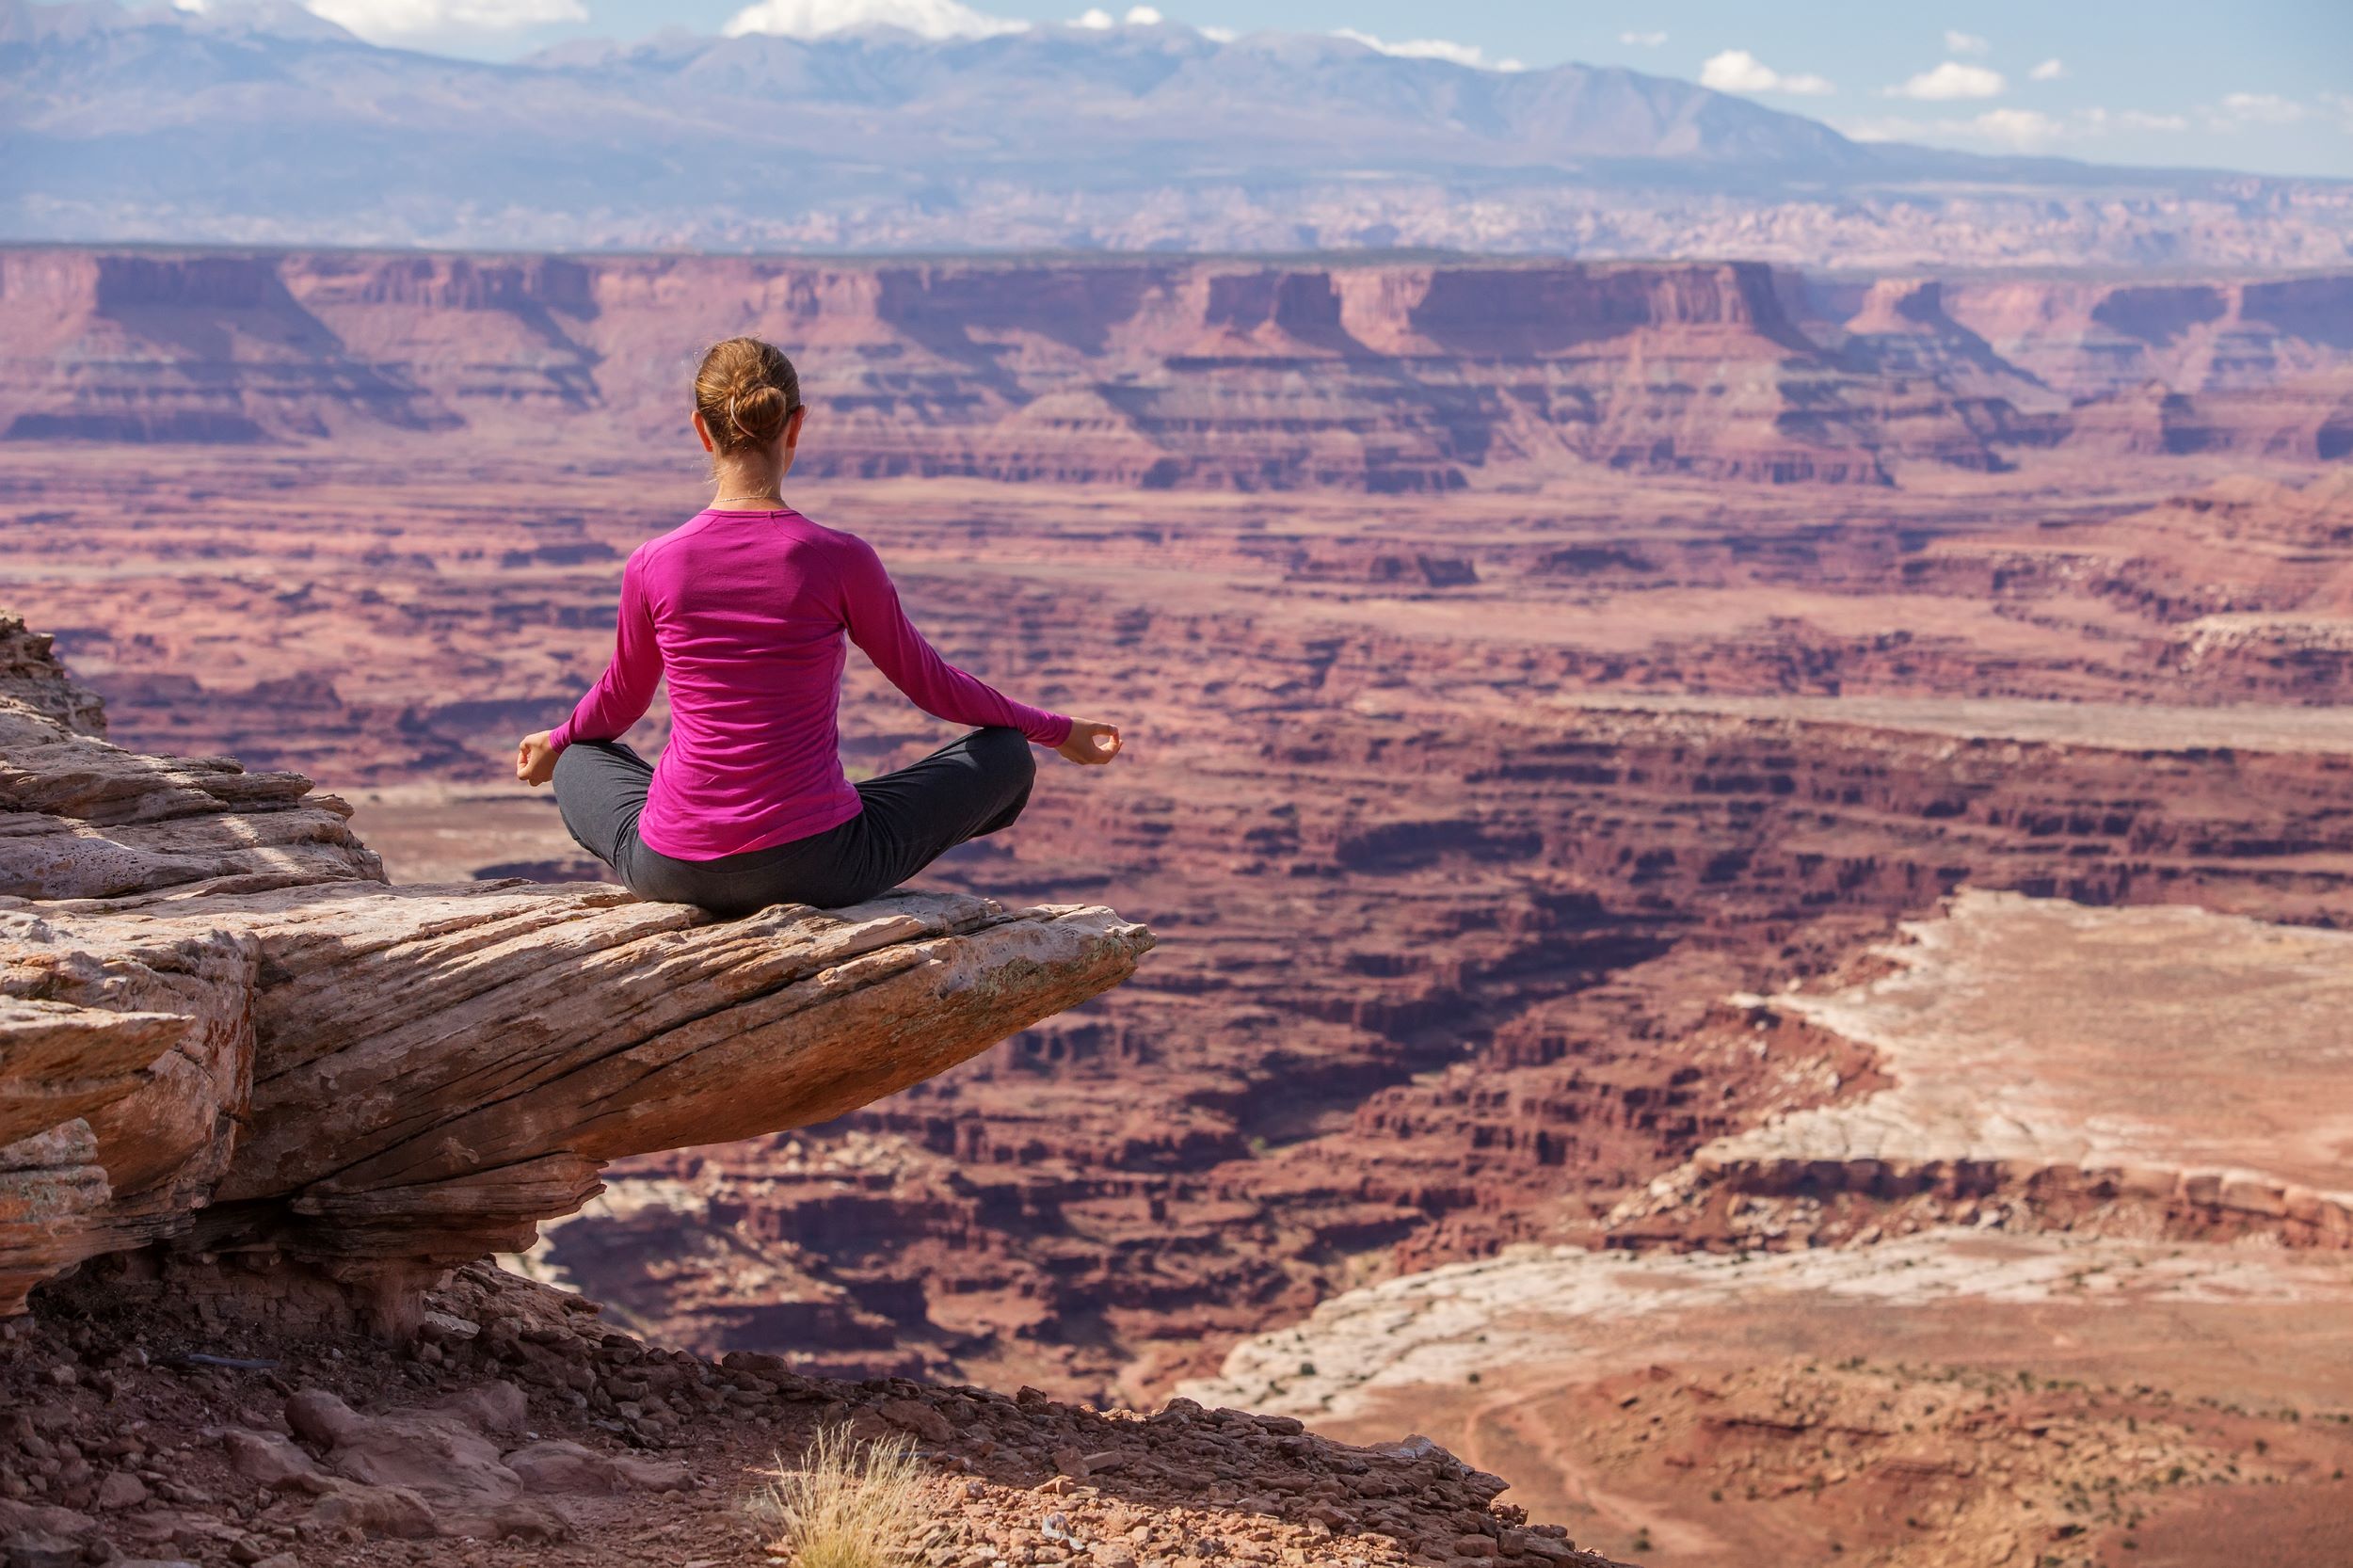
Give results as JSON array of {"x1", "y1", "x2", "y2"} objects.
[{"x1": 515, "y1": 336, "x2": 1121, "y2": 918}]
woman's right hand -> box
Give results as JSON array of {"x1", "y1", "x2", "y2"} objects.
[
  {"x1": 516, "y1": 730, "x2": 558, "y2": 787},
  {"x1": 1056, "y1": 719, "x2": 1123, "y2": 765}
]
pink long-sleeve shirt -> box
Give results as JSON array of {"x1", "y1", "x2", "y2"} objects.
[{"x1": 548, "y1": 506, "x2": 1072, "y2": 861}]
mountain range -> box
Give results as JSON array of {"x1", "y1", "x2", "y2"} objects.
[{"x1": 3, "y1": 0, "x2": 2350, "y2": 265}]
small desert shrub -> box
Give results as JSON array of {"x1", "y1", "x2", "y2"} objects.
[{"x1": 755, "y1": 1424, "x2": 927, "y2": 1568}]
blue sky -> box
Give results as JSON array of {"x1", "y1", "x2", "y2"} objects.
[{"x1": 260, "y1": 0, "x2": 2353, "y2": 177}]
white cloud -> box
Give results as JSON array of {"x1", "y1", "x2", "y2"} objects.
[
  {"x1": 1699, "y1": 50, "x2": 1774, "y2": 90},
  {"x1": 1333, "y1": 27, "x2": 1525, "y2": 72},
  {"x1": 1700, "y1": 48, "x2": 1833, "y2": 96},
  {"x1": 1962, "y1": 107, "x2": 2063, "y2": 149},
  {"x1": 1842, "y1": 109, "x2": 2054, "y2": 151},
  {"x1": 2325, "y1": 91, "x2": 2353, "y2": 133},
  {"x1": 1073, "y1": 6, "x2": 1112, "y2": 24},
  {"x1": 1200, "y1": 23, "x2": 1236, "y2": 41},
  {"x1": 1943, "y1": 29, "x2": 1989, "y2": 56},
  {"x1": 1618, "y1": 30, "x2": 1666, "y2": 47},
  {"x1": 1854, "y1": 107, "x2": 2056, "y2": 149},
  {"x1": 303, "y1": 0, "x2": 583, "y2": 35},
  {"x1": 2213, "y1": 91, "x2": 2308, "y2": 126},
  {"x1": 1124, "y1": 4, "x2": 1162, "y2": 22},
  {"x1": 1845, "y1": 104, "x2": 2197, "y2": 151},
  {"x1": 1836, "y1": 117, "x2": 1913, "y2": 144},
  {"x1": 1887, "y1": 60, "x2": 2006, "y2": 100},
  {"x1": 724, "y1": 0, "x2": 1024, "y2": 38},
  {"x1": 2028, "y1": 57, "x2": 2065, "y2": 82}
]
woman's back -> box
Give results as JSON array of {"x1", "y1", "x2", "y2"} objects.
[{"x1": 634, "y1": 507, "x2": 863, "y2": 856}]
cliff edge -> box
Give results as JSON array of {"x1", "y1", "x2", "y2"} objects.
[
  {"x1": 0, "y1": 616, "x2": 1620, "y2": 1568},
  {"x1": 0, "y1": 612, "x2": 1153, "y2": 1320}
]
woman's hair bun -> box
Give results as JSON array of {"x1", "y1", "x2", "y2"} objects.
[
  {"x1": 728, "y1": 382, "x2": 789, "y2": 448},
  {"x1": 694, "y1": 337, "x2": 802, "y2": 456}
]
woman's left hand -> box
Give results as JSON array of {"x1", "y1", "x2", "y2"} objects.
[{"x1": 516, "y1": 730, "x2": 558, "y2": 787}]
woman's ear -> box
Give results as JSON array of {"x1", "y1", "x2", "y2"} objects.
[
  {"x1": 783, "y1": 404, "x2": 808, "y2": 453},
  {"x1": 691, "y1": 409, "x2": 716, "y2": 455}
]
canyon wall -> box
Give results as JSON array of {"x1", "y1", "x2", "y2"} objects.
[
  {"x1": 539, "y1": 696, "x2": 2353, "y2": 1394},
  {"x1": 5, "y1": 249, "x2": 2350, "y2": 490}
]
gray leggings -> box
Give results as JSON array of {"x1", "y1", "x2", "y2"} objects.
[{"x1": 552, "y1": 727, "x2": 1036, "y2": 918}]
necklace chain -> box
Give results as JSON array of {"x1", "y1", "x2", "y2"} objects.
[{"x1": 712, "y1": 493, "x2": 783, "y2": 505}]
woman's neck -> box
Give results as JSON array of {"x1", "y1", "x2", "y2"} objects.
[{"x1": 710, "y1": 459, "x2": 785, "y2": 510}]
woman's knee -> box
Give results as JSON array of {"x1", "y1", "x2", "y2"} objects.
[
  {"x1": 959, "y1": 728, "x2": 1034, "y2": 840},
  {"x1": 549, "y1": 740, "x2": 648, "y2": 865},
  {"x1": 552, "y1": 738, "x2": 609, "y2": 792},
  {"x1": 969, "y1": 726, "x2": 1036, "y2": 785}
]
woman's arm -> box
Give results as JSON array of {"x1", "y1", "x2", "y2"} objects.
[
  {"x1": 839, "y1": 536, "x2": 1074, "y2": 747},
  {"x1": 518, "y1": 552, "x2": 662, "y2": 785}
]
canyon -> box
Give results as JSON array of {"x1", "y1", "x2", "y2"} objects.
[{"x1": 4, "y1": 243, "x2": 2352, "y2": 1566}]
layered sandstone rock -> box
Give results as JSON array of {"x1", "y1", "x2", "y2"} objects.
[
  {"x1": 30, "y1": 248, "x2": 2352, "y2": 490},
  {"x1": 1933, "y1": 274, "x2": 2353, "y2": 399},
  {"x1": 0, "y1": 616, "x2": 104, "y2": 738},
  {"x1": 12, "y1": 248, "x2": 2349, "y2": 490},
  {"x1": 0, "y1": 625, "x2": 1152, "y2": 1319}
]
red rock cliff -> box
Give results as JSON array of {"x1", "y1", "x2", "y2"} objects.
[{"x1": 29, "y1": 248, "x2": 2345, "y2": 487}]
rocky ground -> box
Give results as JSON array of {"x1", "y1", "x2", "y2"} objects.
[{"x1": 0, "y1": 1263, "x2": 1614, "y2": 1568}]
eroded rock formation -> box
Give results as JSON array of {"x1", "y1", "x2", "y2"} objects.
[
  {"x1": 9, "y1": 248, "x2": 2348, "y2": 488},
  {"x1": 0, "y1": 625, "x2": 1151, "y2": 1320}
]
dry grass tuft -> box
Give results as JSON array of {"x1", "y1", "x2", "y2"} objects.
[{"x1": 754, "y1": 1424, "x2": 930, "y2": 1568}]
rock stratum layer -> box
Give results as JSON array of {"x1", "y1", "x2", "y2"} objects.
[
  {"x1": 5, "y1": 248, "x2": 2350, "y2": 488},
  {"x1": 0, "y1": 616, "x2": 1152, "y2": 1318}
]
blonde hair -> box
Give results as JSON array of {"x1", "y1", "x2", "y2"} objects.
[{"x1": 694, "y1": 337, "x2": 802, "y2": 456}]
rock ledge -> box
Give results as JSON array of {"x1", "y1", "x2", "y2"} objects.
[{"x1": 0, "y1": 619, "x2": 1152, "y2": 1320}]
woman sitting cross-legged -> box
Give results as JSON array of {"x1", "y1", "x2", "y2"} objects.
[{"x1": 515, "y1": 336, "x2": 1121, "y2": 918}]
